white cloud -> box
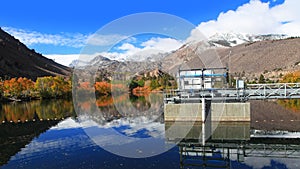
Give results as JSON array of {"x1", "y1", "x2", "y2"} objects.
[
  {"x1": 45, "y1": 53, "x2": 101, "y2": 66},
  {"x1": 101, "y1": 37, "x2": 183, "y2": 61},
  {"x1": 44, "y1": 54, "x2": 80, "y2": 66},
  {"x1": 190, "y1": 0, "x2": 300, "y2": 38},
  {"x1": 50, "y1": 117, "x2": 100, "y2": 130},
  {"x1": 2, "y1": 27, "x2": 89, "y2": 48},
  {"x1": 2, "y1": 27, "x2": 131, "y2": 48},
  {"x1": 118, "y1": 43, "x2": 140, "y2": 54},
  {"x1": 141, "y1": 37, "x2": 183, "y2": 51},
  {"x1": 87, "y1": 34, "x2": 129, "y2": 46}
]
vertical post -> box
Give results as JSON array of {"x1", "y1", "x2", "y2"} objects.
[
  {"x1": 225, "y1": 66, "x2": 229, "y2": 88},
  {"x1": 284, "y1": 84, "x2": 287, "y2": 98},
  {"x1": 202, "y1": 97, "x2": 211, "y2": 145},
  {"x1": 264, "y1": 85, "x2": 266, "y2": 98},
  {"x1": 201, "y1": 69, "x2": 204, "y2": 89},
  {"x1": 179, "y1": 146, "x2": 183, "y2": 168},
  {"x1": 202, "y1": 122, "x2": 206, "y2": 145},
  {"x1": 202, "y1": 98, "x2": 206, "y2": 123},
  {"x1": 236, "y1": 79, "x2": 240, "y2": 100},
  {"x1": 178, "y1": 68, "x2": 181, "y2": 90}
]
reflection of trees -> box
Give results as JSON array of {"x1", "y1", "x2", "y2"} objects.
[
  {"x1": 278, "y1": 99, "x2": 300, "y2": 112},
  {"x1": 77, "y1": 93, "x2": 164, "y2": 124},
  {"x1": 278, "y1": 72, "x2": 300, "y2": 113},
  {"x1": 0, "y1": 100, "x2": 75, "y2": 122},
  {"x1": 130, "y1": 95, "x2": 151, "y2": 112},
  {"x1": 0, "y1": 120, "x2": 60, "y2": 166}
]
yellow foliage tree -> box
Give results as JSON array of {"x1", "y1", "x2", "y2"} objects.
[
  {"x1": 281, "y1": 71, "x2": 300, "y2": 83},
  {"x1": 278, "y1": 71, "x2": 300, "y2": 112}
]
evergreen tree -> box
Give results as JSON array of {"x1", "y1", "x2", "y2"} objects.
[{"x1": 259, "y1": 74, "x2": 265, "y2": 83}]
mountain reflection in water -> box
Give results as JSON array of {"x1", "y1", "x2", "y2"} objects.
[{"x1": 1, "y1": 96, "x2": 300, "y2": 169}]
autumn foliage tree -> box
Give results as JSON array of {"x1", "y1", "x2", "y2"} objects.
[
  {"x1": 94, "y1": 81, "x2": 111, "y2": 96},
  {"x1": 278, "y1": 71, "x2": 300, "y2": 112},
  {"x1": 94, "y1": 82, "x2": 127, "y2": 96},
  {"x1": 0, "y1": 76, "x2": 72, "y2": 100},
  {"x1": 2, "y1": 77, "x2": 34, "y2": 98},
  {"x1": 281, "y1": 71, "x2": 300, "y2": 83},
  {"x1": 35, "y1": 76, "x2": 71, "y2": 99}
]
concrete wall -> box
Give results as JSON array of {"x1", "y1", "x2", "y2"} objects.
[
  {"x1": 165, "y1": 121, "x2": 250, "y2": 142},
  {"x1": 164, "y1": 102, "x2": 250, "y2": 122}
]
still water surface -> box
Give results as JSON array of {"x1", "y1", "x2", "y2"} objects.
[{"x1": 1, "y1": 95, "x2": 300, "y2": 169}]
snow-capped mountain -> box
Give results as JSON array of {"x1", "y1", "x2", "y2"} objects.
[
  {"x1": 69, "y1": 59, "x2": 88, "y2": 68},
  {"x1": 208, "y1": 32, "x2": 289, "y2": 47},
  {"x1": 69, "y1": 32, "x2": 291, "y2": 68},
  {"x1": 69, "y1": 55, "x2": 119, "y2": 68}
]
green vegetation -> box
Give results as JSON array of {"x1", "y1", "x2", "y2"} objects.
[
  {"x1": 258, "y1": 74, "x2": 265, "y2": 83},
  {"x1": 35, "y1": 76, "x2": 72, "y2": 98},
  {"x1": 126, "y1": 71, "x2": 176, "y2": 92},
  {"x1": 150, "y1": 79, "x2": 160, "y2": 90},
  {"x1": 129, "y1": 79, "x2": 145, "y2": 91}
]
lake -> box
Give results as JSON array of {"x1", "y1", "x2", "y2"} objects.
[{"x1": 1, "y1": 94, "x2": 300, "y2": 169}]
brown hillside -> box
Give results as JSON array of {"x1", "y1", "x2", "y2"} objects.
[
  {"x1": 161, "y1": 38, "x2": 300, "y2": 80},
  {"x1": 0, "y1": 28, "x2": 71, "y2": 80},
  {"x1": 218, "y1": 38, "x2": 300, "y2": 76}
]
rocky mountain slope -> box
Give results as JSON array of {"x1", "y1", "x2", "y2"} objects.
[
  {"x1": 0, "y1": 28, "x2": 71, "y2": 80},
  {"x1": 208, "y1": 32, "x2": 288, "y2": 47},
  {"x1": 218, "y1": 37, "x2": 300, "y2": 80},
  {"x1": 160, "y1": 37, "x2": 300, "y2": 81},
  {"x1": 74, "y1": 35, "x2": 300, "y2": 82}
]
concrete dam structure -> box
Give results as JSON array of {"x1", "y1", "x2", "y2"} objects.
[
  {"x1": 164, "y1": 67, "x2": 300, "y2": 122},
  {"x1": 164, "y1": 102, "x2": 250, "y2": 122}
]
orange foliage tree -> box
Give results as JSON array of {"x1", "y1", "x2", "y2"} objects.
[
  {"x1": 132, "y1": 86, "x2": 150, "y2": 96},
  {"x1": 281, "y1": 71, "x2": 300, "y2": 83},
  {"x1": 94, "y1": 82, "x2": 127, "y2": 96},
  {"x1": 94, "y1": 81, "x2": 111, "y2": 95},
  {"x1": 3, "y1": 77, "x2": 34, "y2": 98}
]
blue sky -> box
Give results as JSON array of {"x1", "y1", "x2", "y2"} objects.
[{"x1": 0, "y1": 0, "x2": 298, "y2": 66}]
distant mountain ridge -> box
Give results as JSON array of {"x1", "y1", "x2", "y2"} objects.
[
  {"x1": 208, "y1": 32, "x2": 289, "y2": 47},
  {"x1": 75, "y1": 35, "x2": 300, "y2": 82},
  {"x1": 72, "y1": 32, "x2": 291, "y2": 66},
  {"x1": 218, "y1": 37, "x2": 300, "y2": 78},
  {"x1": 0, "y1": 28, "x2": 71, "y2": 80}
]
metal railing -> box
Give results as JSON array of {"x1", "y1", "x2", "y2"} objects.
[
  {"x1": 245, "y1": 83, "x2": 300, "y2": 99},
  {"x1": 164, "y1": 83, "x2": 300, "y2": 103}
]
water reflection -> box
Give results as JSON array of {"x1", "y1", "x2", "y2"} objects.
[
  {"x1": 0, "y1": 120, "x2": 61, "y2": 166},
  {"x1": 165, "y1": 121, "x2": 250, "y2": 143},
  {"x1": 0, "y1": 99, "x2": 76, "y2": 166},
  {"x1": 0, "y1": 99, "x2": 75, "y2": 123},
  {"x1": 1, "y1": 97, "x2": 300, "y2": 168},
  {"x1": 76, "y1": 93, "x2": 163, "y2": 126},
  {"x1": 75, "y1": 93, "x2": 169, "y2": 158},
  {"x1": 166, "y1": 121, "x2": 300, "y2": 169}
]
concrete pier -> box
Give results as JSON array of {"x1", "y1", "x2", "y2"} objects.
[
  {"x1": 165, "y1": 121, "x2": 250, "y2": 142},
  {"x1": 164, "y1": 102, "x2": 250, "y2": 122}
]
